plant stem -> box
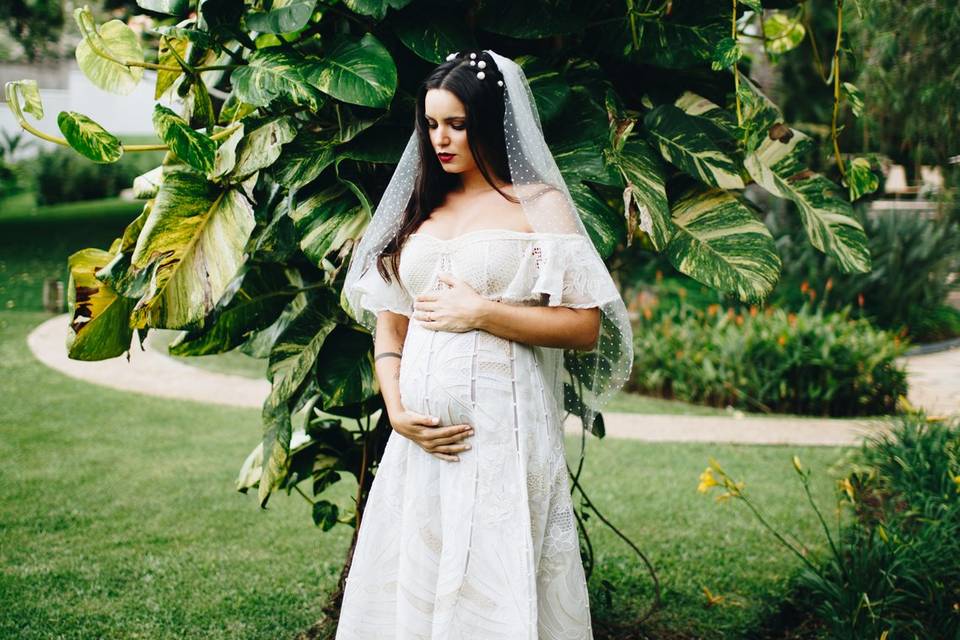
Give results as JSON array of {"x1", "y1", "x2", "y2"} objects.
[
  {"x1": 732, "y1": 0, "x2": 743, "y2": 126},
  {"x1": 831, "y1": 0, "x2": 847, "y2": 179}
]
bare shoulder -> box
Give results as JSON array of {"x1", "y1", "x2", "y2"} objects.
[{"x1": 500, "y1": 182, "x2": 579, "y2": 233}]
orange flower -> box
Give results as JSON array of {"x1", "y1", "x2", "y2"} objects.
[
  {"x1": 778, "y1": 334, "x2": 787, "y2": 346},
  {"x1": 858, "y1": 293, "x2": 865, "y2": 307},
  {"x1": 788, "y1": 312, "x2": 797, "y2": 327},
  {"x1": 800, "y1": 280, "x2": 809, "y2": 293},
  {"x1": 749, "y1": 305, "x2": 758, "y2": 317},
  {"x1": 643, "y1": 307, "x2": 653, "y2": 320},
  {"x1": 825, "y1": 277, "x2": 834, "y2": 291},
  {"x1": 726, "y1": 308, "x2": 735, "y2": 319},
  {"x1": 808, "y1": 289, "x2": 817, "y2": 302},
  {"x1": 707, "y1": 304, "x2": 720, "y2": 316},
  {"x1": 735, "y1": 315, "x2": 744, "y2": 326},
  {"x1": 655, "y1": 269, "x2": 663, "y2": 283}
]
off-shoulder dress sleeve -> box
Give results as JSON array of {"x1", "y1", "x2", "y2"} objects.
[
  {"x1": 502, "y1": 234, "x2": 622, "y2": 308},
  {"x1": 352, "y1": 260, "x2": 413, "y2": 318}
]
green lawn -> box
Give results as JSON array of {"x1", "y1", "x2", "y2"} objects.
[
  {"x1": 1, "y1": 310, "x2": 854, "y2": 638},
  {"x1": 0, "y1": 195, "x2": 143, "y2": 312}
]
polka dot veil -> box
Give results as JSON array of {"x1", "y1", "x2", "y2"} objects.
[{"x1": 342, "y1": 50, "x2": 634, "y2": 432}]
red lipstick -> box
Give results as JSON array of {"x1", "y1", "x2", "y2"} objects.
[{"x1": 438, "y1": 153, "x2": 456, "y2": 163}]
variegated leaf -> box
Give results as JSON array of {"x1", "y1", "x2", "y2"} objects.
[
  {"x1": 230, "y1": 48, "x2": 324, "y2": 111},
  {"x1": 246, "y1": 0, "x2": 317, "y2": 33},
  {"x1": 645, "y1": 104, "x2": 745, "y2": 189},
  {"x1": 667, "y1": 186, "x2": 781, "y2": 302},
  {"x1": 129, "y1": 172, "x2": 256, "y2": 329},
  {"x1": 289, "y1": 183, "x2": 368, "y2": 267},
  {"x1": 154, "y1": 34, "x2": 188, "y2": 100},
  {"x1": 301, "y1": 33, "x2": 397, "y2": 109},
  {"x1": 152, "y1": 104, "x2": 216, "y2": 174},
  {"x1": 73, "y1": 8, "x2": 144, "y2": 95},
  {"x1": 57, "y1": 111, "x2": 123, "y2": 163},
  {"x1": 744, "y1": 129, "x2": 871, "y2": 273},
  {"x1": 7, "y1": 79, "x2": 44, "y2": 119},
  {"x1": 66, "y1": 247, "x2": 136, "y2": 360},
  {"x1": 763, "y1": 13, "x2": 806, "y2": 54},
  {"x1": 612, "y1": 136, "x2": 673, "y2": 250},
  {"x1": 844, "y1": 157, "x2": 879, "y2": 201},
  {"x1": 221, "y1": 116, "x2": 297, "y2": 183}
]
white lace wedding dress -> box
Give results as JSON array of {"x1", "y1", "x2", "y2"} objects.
[{"x1": 336, "y1": 228, "x2": 621, "y2": 639}]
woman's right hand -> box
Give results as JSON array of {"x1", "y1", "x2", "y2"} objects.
[{"x1": 388, "y1": 408, "x2": 474, "y2": 462}]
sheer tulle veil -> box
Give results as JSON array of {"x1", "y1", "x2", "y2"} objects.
[{"x1": 342, "y1": 49, "x2": 633, "y2": 433}]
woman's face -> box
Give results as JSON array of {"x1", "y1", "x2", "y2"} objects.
[{"x1": 424, "y1": 88, "x2": 476, "y2": 174}]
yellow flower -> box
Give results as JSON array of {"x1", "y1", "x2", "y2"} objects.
[
  {"x1": 698, "y1": 467, "x2": 718, "y2": 493},
  {"x1": 792, "y1": 455, "x2": 803, "y2": 474},
  {"x1": 953, "y1": 475, "x2": 960, "y2": 493},
  {"x1": 839, "y1": 477, "x2": 855, "y2": 501},
  {"x1": 702, "y1": 585, "x2": 725, "y2": 607},
  {"x1": 715, "y1": 491, "x2": 733, "y2": 503}
]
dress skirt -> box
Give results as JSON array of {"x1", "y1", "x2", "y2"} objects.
[{"x1": 335, "y1": 322, "x2": 594, "y2": 639}]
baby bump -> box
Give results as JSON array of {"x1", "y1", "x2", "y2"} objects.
[{"x1": 399, "y1": 326, "x2": 517, "y2": 433}]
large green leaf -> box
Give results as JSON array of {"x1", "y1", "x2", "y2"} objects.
[
  {"x1": 230, "y1": 48, "x2": 324, "y2": 111},
  {"x1": 567, "y1": 181, "x2": 624, "y2": 259},
  {"x1": 744, "y1": 128, "x2": 871, "y2": 273},
  {"x1": 215, "y1": 116, "x2": 298, "y2": 183},
  {"x1": 645, "y1": 104, "x2": 745, "y2": 189},
  {"x1": 301, "y1": 33, "x2": 397, "y2": 108},
  {"x1": 66, "y1": 247, "x2": 136, "y2": 360},
  {"x1": 168, "y1": 263, "x2": 295, "y2": 356},
  {"x1": 551, "y1": 88, "x2": 619, "y2": 186},
  {"x1": 57, "y1": 111, "x2": 123, "y2": 163},
  {"x1": 391, "y1": 13, "x2": 474, "y2": 63},
  {"x1": 152, "y1": 104, "x2": 217, "y2": 174},
  {"x1": 73, "y1": 8, "x2": 144, "y2": 95},
  {"x1": 289, "y1": 183, "x2": 368, "y2": 268},
  {"x1": 245, "y1": 0, "x2": 317, "y2": 33},
  {"x1": 257, "y1": 289, "x2": 340, "y2": 505},
  {"x1": 341, "y1": 0, "x2": 390, "y2": 20},
  {"x1": 666, "y1": 185, "x2": 781, "y2": 302},
  {"x1": 627, "y1": 18, "x2": 727, "y2": 70},
  {"x1": 129, "y1": 172, "x2": 256, "y2": 329},
  {"x1": 609, "y1": 135, "x2": 673, "y2": 250},
  {"x1": 271, "y1": 133, "x2": 337, "y2": 189},
  {"x1": 313, "y1": 325, "x2": 378, "y2": 415}
]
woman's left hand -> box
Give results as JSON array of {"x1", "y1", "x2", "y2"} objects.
[{"x1": 413, "y1": 273, "x2": 486, "y2": 332}]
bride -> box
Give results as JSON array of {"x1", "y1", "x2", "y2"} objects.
[{"x1": 339, "y1": 49, "x2": 633, "y2": 639}]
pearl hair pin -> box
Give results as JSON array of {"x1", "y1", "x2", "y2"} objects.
[{"x1": 444, "y1": 51, "x2": 504, "y2": 87}]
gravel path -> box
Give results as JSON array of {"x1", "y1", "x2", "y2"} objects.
[{"x1": 29, "y1": 313, "x2": 958, "y2": 446}]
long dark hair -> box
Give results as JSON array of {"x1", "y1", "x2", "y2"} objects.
[{"x1": 376, "y1": 49, "x2": 520, "y2": 286}]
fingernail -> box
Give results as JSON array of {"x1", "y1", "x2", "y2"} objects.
[
  {"x1": 433, "y1": 417, "x2": 440, "y2": 424},
  {"x1": 464, "y1": 444, "x2": 471, "y2": 450}
]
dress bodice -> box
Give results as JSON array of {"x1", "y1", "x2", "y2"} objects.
[{"x1": 352, "y1": 228, "x2": 621, "y2": 320}]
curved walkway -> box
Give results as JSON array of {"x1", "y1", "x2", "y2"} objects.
[{"x1": 29, "y1": 314, "x2": 959, "y2": 446}]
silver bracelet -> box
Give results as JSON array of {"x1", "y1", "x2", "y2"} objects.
[{"x1": 374, "y1": 351, "x2": 403, "y2": 361}]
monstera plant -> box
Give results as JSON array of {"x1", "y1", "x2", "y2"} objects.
[{"x1": 6, "y1": 0, "x2": 872, "y2": 628}]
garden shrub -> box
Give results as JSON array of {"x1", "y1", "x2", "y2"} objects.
[
  {"x1": 797, "y1": 414, "x2": 960, "y2": 638},
  {"x1": 629, "y1": 302, "x2": 908, "y2": 416},
  {"x1": 769, "y1": 204, "x2": 960, "y2": 343},
  {"x1": 24, "y1": 145, "x2": 165, "y2": 205}
]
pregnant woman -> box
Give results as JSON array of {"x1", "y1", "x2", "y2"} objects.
[{"x1": 339, "y1": 49, "x2": 633, "y2": 639}]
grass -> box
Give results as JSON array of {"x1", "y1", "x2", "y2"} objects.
[
  {"x1": 0, "y1": 194, "x2": 143, "y2": 312},
  {"x1": 1, "y1": 310, "x2": 857, "y2": 639}
]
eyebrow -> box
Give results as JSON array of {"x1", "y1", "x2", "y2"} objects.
[{"x1": 424, "y1": 115, "x2": 465, "y2": 121}]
